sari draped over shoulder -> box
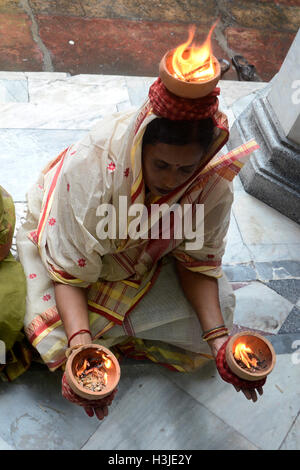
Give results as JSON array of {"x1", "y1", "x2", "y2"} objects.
[{"x1": 16, "y1": 98, "x2": 259, "y2": 372}]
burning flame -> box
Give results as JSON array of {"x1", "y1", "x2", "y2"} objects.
[
  {"x1": 171, "y1": 20, "x2": 219, "y2": 82},
  {"x1": 102, "y1": 353, "x2": 112, "y2": 369},
  {"x1": 234, "y1": 343, "x2": 258, "y2": 369},
  {"x1": 75, "y1": 351, "x2": 112, "y2": 388},
  {"x1": 76, "y1": 359, "x2": 89, "y2": 377}
]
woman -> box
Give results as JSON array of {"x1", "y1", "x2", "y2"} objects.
[
  {"x1": 0, "y1": 186, "x2": 30, "y2": 382},
  {"x1": 16, "y1": 78, "x2": 263, "y2": 419}
]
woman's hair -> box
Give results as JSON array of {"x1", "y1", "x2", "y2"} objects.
[{"x1": 142, "y1": 117, "x2": 215, "y2": 153}]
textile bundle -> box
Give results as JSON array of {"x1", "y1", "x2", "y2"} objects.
[{"x1": 148, "y1": 77, "x2": 220, "y2": 120}]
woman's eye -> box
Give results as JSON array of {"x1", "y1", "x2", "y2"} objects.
[
  {"x1": 180, "y1": 167, "x2": 195, "y2": 174},
  {"x1": 155, "y1": 162, "x2": 168, "y2": 169}
]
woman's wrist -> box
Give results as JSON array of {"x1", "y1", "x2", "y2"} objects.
[
  {"x1": 207, "y1": 334, "x2": 229, "y2": 359},
  {"x1": 68, "y1": 331, "x2": 92, "y2": 348}
]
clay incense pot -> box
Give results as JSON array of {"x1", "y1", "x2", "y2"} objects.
[
  {"x1": 225, "y1": 331, "x2": 276, "y2": 382},
  {"x1": 65, "y1": 344, "x2": 121, "y2": 400},
  {"x1": 159, "y1": 48, "x2": 221, "y2": 99}
]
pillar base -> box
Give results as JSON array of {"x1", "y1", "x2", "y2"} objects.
[{"x1": 228, "y1": 85, "x2": 300, "y2": 224}]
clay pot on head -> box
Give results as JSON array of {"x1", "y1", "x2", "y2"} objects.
[
  {"x1": 159, "y1": 48, "x2": 221, "y2": 99},
  {"x1": 225, "y1": 331, "x2": 276, "y2": 382},
  {"x1": 65, "y1": 344, "x2": 121, "y2": 400}
]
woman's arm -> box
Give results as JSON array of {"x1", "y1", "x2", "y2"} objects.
[
  {"x1": 56, "y1": 282, "x2": 118, "y2": 418},
  {"x1": 175, "y1": 261, "x2": 264, "y2": 402},
  {"x1": 175, "y1": 260, "x2": 228, "y2": 357},
  {"x1": 54, "y1": 283, "x2": 92, "y2": 347}
]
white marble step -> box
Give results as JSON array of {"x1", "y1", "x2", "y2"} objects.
[
  {"x1": 0, "y1": 128, "x2": 87, "y2": 200},
  {"x1": 0, "y1": 75, "x2": 131, "y2": 129},
  {"x1": 0, "y1": 72, "x2": 267, "y2": 129}
]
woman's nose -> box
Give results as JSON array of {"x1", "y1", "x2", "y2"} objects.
[{"x1": 162, "y1": 170, "x2": 179, "y2": 190}]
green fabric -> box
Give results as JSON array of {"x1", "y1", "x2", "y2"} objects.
[
  {"x1": 0, "y1": 252, "x2": 27, "y2": 351},
  {"x1": 0, "y1": 338, "x2": 33, "y2": 382},
  {"x1": 0, "y1": 186, "x2": 27, "y2": 378},
  {"x1": 0, "y1": 185, "x2": 15, "y2": 248}
]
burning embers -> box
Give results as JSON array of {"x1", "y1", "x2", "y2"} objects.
[
  {"x1": 225, "y1": 332, "x2": 276, "y2": 382},
  {"x1": 75, "y1": 350, "x2": 112, "y2": 392},
  {"x1": 233, "y1": 342, "x2": 267, "y2": 373},
  {"x1": 170, "y1": 22, "x2": 219, "y2": 83},
  {"x1": 65, "y1": 344, "x2": 121, "y2": 400}
]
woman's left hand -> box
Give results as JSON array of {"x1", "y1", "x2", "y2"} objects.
[
  {"x1": 209, "y1": 335, "x2": 265, "y2": 403},
  {"x1": 208, "y1": 334, "x2": 229, "y2": 360}
]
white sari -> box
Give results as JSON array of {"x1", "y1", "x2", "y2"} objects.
[{"x1": 16, "y1": 99, "x2": 259, "y2": 372}]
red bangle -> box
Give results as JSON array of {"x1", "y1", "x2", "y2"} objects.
[
  {"x1": 203, "y1": 327, "x2": 229, "y2": 341},
  {"x1": 67, "y1": 329, "x2": 92, "y2": 347}
]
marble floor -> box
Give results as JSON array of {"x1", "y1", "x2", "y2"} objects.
[{"x1": 0, "y1": 72, "x2": 299, "y2": 450}]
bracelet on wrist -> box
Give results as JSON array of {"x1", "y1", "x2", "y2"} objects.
[
  {"x1": 205, "y1": 331, "x2": 229, "y2": 342},
  {"x1": 202, "y1": 326, "x2": 229, "y2": 341},
  {"x1": 67, "y1": 329, "x2": 92, "y2": 347},
  {"x1": 202, "y1": 324, "x2": 225, "y2": 335}
]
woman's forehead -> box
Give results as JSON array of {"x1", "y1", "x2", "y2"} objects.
[{"x1": 145, "y1": 142, "x2": 203, "y2": 165}]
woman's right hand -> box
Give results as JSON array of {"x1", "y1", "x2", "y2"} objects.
[
  {"x1": 83, "y1": 388, "x2": 118, "y2": 419},
  {"x1": 62, "y1": 372, "x2": 118, "y2": 420}
]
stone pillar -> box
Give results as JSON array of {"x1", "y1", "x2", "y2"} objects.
[{"x1": 228, "y1": 29, "x2": 300, "y2": 224}]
